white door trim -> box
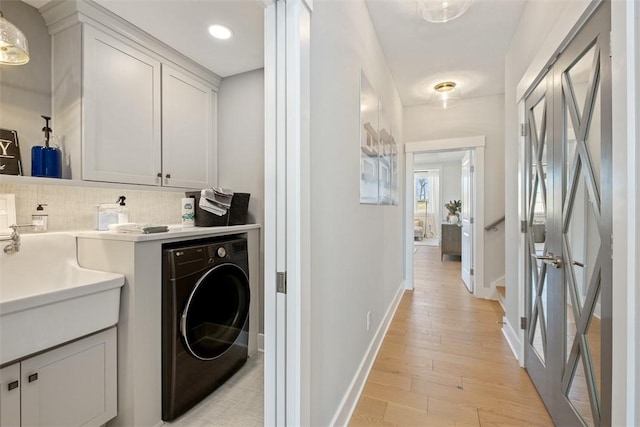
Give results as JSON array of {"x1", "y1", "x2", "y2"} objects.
[
  {"x1": 404, "y1": 152, "x2": 415, "y2": 290},
  {"x1": 404, "y1": 137, "x2": 488, "y2": 298},
  {"x1": 263, "y1": 2, "x2": 277, "y2": 425},
  {"x1": 285, "y1": 1, "x2": 312, "y2": 425},
  {"x1": 263, "y1": 0, "x2": 312, "y2": 425}
]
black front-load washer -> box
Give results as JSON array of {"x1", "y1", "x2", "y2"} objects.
[{"x1": 162, "y1": 236, "x2": 250, "y2": 421}]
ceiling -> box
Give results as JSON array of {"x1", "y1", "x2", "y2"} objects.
[
  {"x1": 95, "y1": 0, "x2": 264, "y2": 78},
  {"x1": 23, "y1": 0, "x2": 264, "y2": 78},
  {"x1": 365, "y1": 0, "x2": 526, "y2": 106},
  {"x1": 23, "y1": 0, "x2": 523, "y2": 100}
]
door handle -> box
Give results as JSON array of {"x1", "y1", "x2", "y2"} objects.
[{"x1": 534, "y1": 253, "x2": 562, "y2": 269}]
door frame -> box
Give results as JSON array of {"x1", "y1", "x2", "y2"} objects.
[
  {"x1": 262, "y1": 0, "x2": 312, "y2": 425},
  {"x1": 514, "y1": 0, "x2": 640, "y2": 424},
  {"x1": 404, "y1": 136, "x2": 488, "y2": 298}
]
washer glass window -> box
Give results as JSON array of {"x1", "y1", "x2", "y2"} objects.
[{"x1": 181, "y1": 263, "x2": 250, "y2": 360}]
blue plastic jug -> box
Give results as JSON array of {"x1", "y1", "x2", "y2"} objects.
[{"x1": 31, "y1": 116, "x2": 62, "y2": 178}]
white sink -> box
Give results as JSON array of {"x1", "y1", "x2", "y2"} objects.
[{"x1": 0, "y1": 232, "x2": 124, "y2": 364}]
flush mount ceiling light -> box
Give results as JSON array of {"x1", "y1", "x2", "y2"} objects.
[
  {"x1": 208, "y1": 24, "x2": 233, "y2": 40},
  {"x1": 0, "y1": 11, "x2": 30, "y2": 65},
  {"x1": 417, "y1": 0, "x2": 472, "y2": 23},
  {"x1": 429, "y1": 81, "x2": 461, "y2": 109}
]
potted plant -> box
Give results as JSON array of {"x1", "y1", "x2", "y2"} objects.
[{"x1": 444, "y1": 200, "x2": 461, "y2": 223}]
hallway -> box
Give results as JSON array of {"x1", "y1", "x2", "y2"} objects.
[{"x1": 350, "y1": 246, "x2": 553, "y2": 426}]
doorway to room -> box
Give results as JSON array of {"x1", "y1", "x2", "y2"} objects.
[
  {"x1": 404, "y1": 136, "x2": 486, "y2": 297},
  {"x1": 412, "y1": 149, "x2": 473, "y2": 291}
]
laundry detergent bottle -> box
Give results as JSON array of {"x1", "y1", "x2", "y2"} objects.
[{"x1": 32, "y1": 115, "x2": 62, "y2": 178}]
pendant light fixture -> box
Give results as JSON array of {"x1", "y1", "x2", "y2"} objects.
[
  {"x1": 429, "y1": 81, "x2": 461, "y2": 109},
  {"x1": 417, "y1": 0, "x2": 473, "y2": 23},
  {"x1": 0, "y1": 11, "x2": 30, "y2": 65}
]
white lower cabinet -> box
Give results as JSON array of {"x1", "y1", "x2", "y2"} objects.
[
  {"x1": 0, "y1": 364, "x2": 20, "y2": 427},
  {"x1": 0, "y1": 328, "x2": 117, "y2": 427}
]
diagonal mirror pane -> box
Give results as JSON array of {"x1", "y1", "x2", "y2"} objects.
[
  {"x1": 531, "y1": 266, "x2": 547, "y2": 364},
  {"x1": 585, "y1": 288, "x2": 602, "y2": 414},
  {"x1": 565, "y1": 166, "x2": 601, "y2": 312},
  {"x1": 568, "y1": 355, "x2": 595, "y2": 427},
  {"x1": 585, "y1": 77, "x2": 602, "y2": 186},
  {"x1": 533, "y1": 309, "x2": 545, "y2": 364},
  {"x1": 530, "y1": 168, "x2": 547, "y2": 246},
  {"x1": 532, "y1": 96, "x2": 546, "y2": 148},
  {"x1": 530, "y1": 257, "x2": 537, "y2": 315},
  {"x1": 567, "y1": 44, "x2": 597, "y2": 122},
  {"x1": 565, "y1": 101, "x2": 579, "y2": 192},
  {"x1": 566, "y1": 279, "x2": 578, "y2": 362}
]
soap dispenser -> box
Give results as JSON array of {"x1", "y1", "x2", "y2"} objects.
[
  {"x1": 32, "y1": 204, "x2": 48, "y2": 232},
  {"x1": 117, "y1": 196, "x2": 129, "y2": 224},
  {"x1": 32, "y1": 116, "x2": 62, "y2": 178}
]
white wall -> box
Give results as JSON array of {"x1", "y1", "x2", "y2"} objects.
[
  {"x1": 440, "y1": 162, "x2": 462, "y2": 221},
  {"x1": 611, "y1": 0, "x2": 639, "y2": 423},
  {"x1": 414, "y1": 159, "x2": 462, "y2": 222},
  {"x1": 404, "y1": 94, "x2": 505, "y2": 286},
  {"x1": 0, "y1": 0, "x2": 51, "y2": 177},
  {"x1": 217, "y1": 68, "x2": 265, "y2": 334},
  {"x1": 309, "y1": 0, "x2": 404, "y2": 424},
  {"x1": 217, "y1": 68, "x2": 264, "y2": 226}
]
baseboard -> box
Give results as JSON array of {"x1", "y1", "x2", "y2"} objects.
[
  {"x1": 473, "y1": 282, "x2": 496, "y2": 300},
  {"x1": 501, "y1": 316, "x2": 521, "y2": 362},
  {"x1": 329, "y1": 282, "x2": 405, "y2": 427},
  {"x1": 258, "y1": 333, "x2": 264, "y2": 352},
  {"x1": 491, "y1": 275, "x2": 505, "y2": 288}
]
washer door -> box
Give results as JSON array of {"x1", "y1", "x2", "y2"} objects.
[{"x1": 180, "y1": 263, "x2": 250, "y2": 360}]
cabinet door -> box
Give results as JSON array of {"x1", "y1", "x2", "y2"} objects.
[
  {"x1": 0, "y1": 364, "x2": 20, "y2": 427},
  {"x1": 162, "y1": 64, "x2": 216, "y2": 188},
  {"x1": 21, "y1": 328, "x2": 117, "y2": 427},
  {"x1": 83, "y1": 25, "x2": 162, "y2": 186}
]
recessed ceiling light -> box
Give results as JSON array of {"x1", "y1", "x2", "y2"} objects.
[{"x1": 208, "y1": 25, "x2": 233, "y2": 40}]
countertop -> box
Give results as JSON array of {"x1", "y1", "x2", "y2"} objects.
[{"x1": 75, "y1": 224, "x2": 261, "y2": 242}]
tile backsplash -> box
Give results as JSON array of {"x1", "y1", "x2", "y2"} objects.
[{"x1": 0, "y1": 182, "x2": 185, "y2": 232}]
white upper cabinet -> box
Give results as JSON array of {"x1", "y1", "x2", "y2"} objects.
[
  {"x1": 44, "y1": 1, "x2": 221, "y2": 188},
  {"x1": 162, "y1": 64, "x2": 217, "y2": 189},
  {"x1": 83, "y1": 25, "x2": 162, "y2": 185}
]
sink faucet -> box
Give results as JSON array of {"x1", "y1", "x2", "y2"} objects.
[{"x1": 1, "y1": 224, "x2": 34, "y2": 254}]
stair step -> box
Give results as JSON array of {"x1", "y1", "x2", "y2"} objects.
[{"x1": 496, "y1": 285, "x2": 505, "y2": 299}]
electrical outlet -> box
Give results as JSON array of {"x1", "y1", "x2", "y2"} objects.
[{"x1": 366, "y1": 311, "x2": 371, "y2": 331}]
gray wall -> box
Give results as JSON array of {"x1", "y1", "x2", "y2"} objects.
[
  {"x1": 217, "y1": 68, "x2": 264, "y2": 334},
  {"x1": 404, "y1": 94, "x2": 505, "y2": 286},
  {"x1": 310, "y1": 0, "x2": 404, "y2": 424},
  {"x1": 0, "y1": 0, "x2": 51, "y2": 176}
]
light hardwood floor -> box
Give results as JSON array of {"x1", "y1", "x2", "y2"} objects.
[{"x1": 349, "y1": 246, "x2": 554, "y2": 426}]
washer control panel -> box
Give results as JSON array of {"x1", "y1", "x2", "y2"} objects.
[{"x1": 206, "y1": 244, "x2": 230, "y2": 262}]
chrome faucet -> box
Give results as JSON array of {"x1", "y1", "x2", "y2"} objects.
[{"x1": 1, "y1": 224, "x2": 34, "y2": 254}]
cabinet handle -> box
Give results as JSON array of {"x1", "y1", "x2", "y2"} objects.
[
  {"x1": 157, "y1": 172, "x2": 162, "y2": 178},
  {"x1": 8, "y1": 380, "x2": 19, "y2": 391},
  {"x1": 28, "y1": 373, "x2": 38, "y2": 383},
  {"x1": 165, "y1": 173, "x2": 171, "y2": 179}
]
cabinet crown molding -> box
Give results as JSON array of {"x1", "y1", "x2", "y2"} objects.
[{"x1": 40, "y1": 0, "x2": 221, "y2": 88}]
